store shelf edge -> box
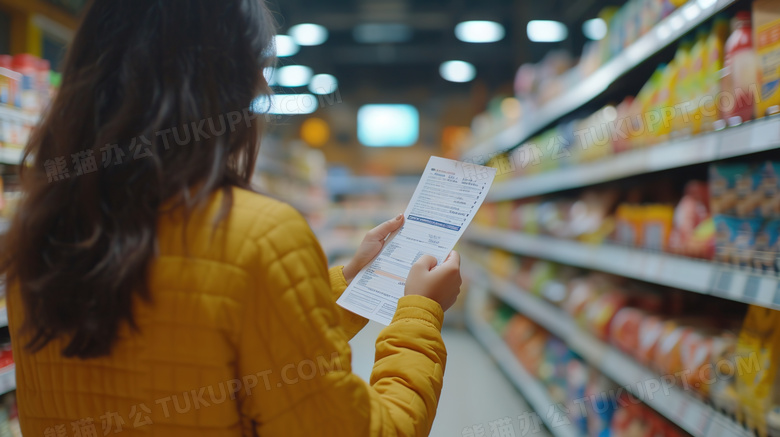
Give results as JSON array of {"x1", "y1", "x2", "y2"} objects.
[
  {"x1": 465, "y1": 264, "x2": 753, "y2": 437},
  {"x1": 462, "y1": 0, "x2": 739, "y2": 164},
  {"x1": 464, "y1": 227, "x2": 780, "y2": 311},
  {"x1": 465, "y1": 289, "x2": 581, "y2": 437},
  {"x1": 487, "y1": 117, "x2": 780, "y2": 202}
]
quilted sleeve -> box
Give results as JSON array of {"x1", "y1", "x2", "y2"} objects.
[
  {"x1": 238, "y1": 204, "x2": 447, "y2": 437},
  {"x1": 328, "y1": 266, "x2": 369, "y2": 339}
]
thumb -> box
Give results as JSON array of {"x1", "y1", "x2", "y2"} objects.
[
  {"x1": 443, "y1": 251, "x2": 461, "y2": 268},
  {"x1": 366, "y1": 214, "x2": 404, "y2": 241},
  {"x1": 412, "y1": 254, "x2": 438, "y2": 272}
]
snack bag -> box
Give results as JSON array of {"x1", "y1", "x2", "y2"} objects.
[{"x1": 735, "y1": 305, "x2": 780, "y2": 437}]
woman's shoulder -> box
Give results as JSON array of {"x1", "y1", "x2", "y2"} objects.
[{"x1": 226, "y1": 187, "x2": 311, "y2": 240}]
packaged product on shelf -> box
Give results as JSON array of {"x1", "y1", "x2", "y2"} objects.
[
  {"x1": 0, "y1": 56, "x2": 20, "y2": 108},
  {"x1": 722, "y1": 11, "x2": 758, "y2": 125},
  {"x1": 641, "y1": 204, "x2": 675, "y2": 251},
  {"x1": 759, "y1": 162, "x2": 780, "y2": 218},
  {"x1": 710, "y1": 331, "x2": 741, "y2": 415},
  {"x1": 566, "y1": 358, "x2": 589, "y2": 433},
  {"x1": 688, "y1": 29, "x2": 709, "y2": 136},
  {"x1": 11, "y1": 54, "x2": 39, "y2": 114},
  {"x1": 616, "y1": 204, "x2": 642, "y2": 246},
  {"x1": 669, "y1": 41, "x2": 692, "y2": 137},
  {"x1": 584, "y1": 290, "x2": 629, "y2": 341},
  {"x1": 585, "y1": 373, "x2": 619, "y2": 437},
  {"x1": 735, "y1": 305, "x2": 780, "y2": 437},
  {"x1": 669, "y1": 181, "x2": 714, "y2": 258},
  {"x1": 753, "y1": 0, "x2": 780, "y2": 118},
  {"x1": 734, "y1": 217, "x2": 764, "y2": 268},
  {"x1": 609, "y1": 307, "x2": 645, "y2": 355},
  {"x1": 715, "y1": 215, "x2": 740, "y2": 264},
  {"x1": 754, "y1": 220, "x2": 780, "y2": 273},
  {"x1": 710, "y1": 163, "x2": 752, "y2": 216},
  {"x1": 636, "y1": 314, "x2": 666, "y2": 364},
  {"x1": 701, "y1": 16, "x2": 729, "y2": 132},
  {"x1": 540, "y1": 336, "x2": 573, "y2": 401}
]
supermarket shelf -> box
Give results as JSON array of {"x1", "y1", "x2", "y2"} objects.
[
  {"x1": 465, "y1": 227, "x2": 780, "y2": 311},
  {"x1": 465, "y1": 288, "x2": 582, "y2": 437},
  {"x1": 488, "y1": 117, "x2": 780, "y2": 202},
  {"x1": 0, "y1": 366, "x2": 14, "y2": 396},
  {"x1": 0, "y1": 105, "x2": 38, "y2": 125},
  {"x1": 465, "y1": 263, "x2": 753, "y2": 437},
  {"x1": 462, "y1": 0, "x2": 739, "y2": 164}
]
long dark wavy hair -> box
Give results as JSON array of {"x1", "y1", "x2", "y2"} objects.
[{"x1": 1, "y1": 0, "x2": 276, "y2": 359}]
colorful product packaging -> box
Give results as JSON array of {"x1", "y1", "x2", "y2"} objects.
[
  {"x1": 0, "y1": 55, "x2": 20, "y2": 108},
  {"x1": 642, "y1": 204, "x2": 675, "y2": 251},
  {"x1": 759, "y1": 162, "x2": 780, "y2": 218},
  {"x1": 754, "y1": 220, "x2": 780, "y2": 273},
  {"x1": 735, "y1": 305, "x2": 780, "y2": 437},
  {"x1": 753, "y1": 0, "x2": 780, "y2": 118},
  {"x1": 710, "y1": 163, "x2": 752, "y2": 216}
]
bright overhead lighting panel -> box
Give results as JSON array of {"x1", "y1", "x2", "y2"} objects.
[
  {"x1": 527, "y1": 20, "x2": 568, "y2": 42},
  {"x1": 455, "y1": 21, "x2": 505, "y2": 43}
]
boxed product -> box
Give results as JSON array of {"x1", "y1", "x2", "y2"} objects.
[
  {"x1": 753, "y1": 0, "x2": 780, "y2": 118},
  {"x1": 714, "y1": 215, "x2": 762, "y2": 266},
  {"x1": 759, "y1": 162, "x2": 780, "y2": 218},
  {"x1": 710, "y1": 163, "x2": 753, "y2": 216},
  {"x1": 754, "y1": 220, "x2": 780, "y2": 273},
  {"x1": 641, "y1": 204, "x2": 675, "y2": 251}
]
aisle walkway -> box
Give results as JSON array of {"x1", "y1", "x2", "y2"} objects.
[{"x1": 350, "y1": 322, "x2": 549, "y2": 437}]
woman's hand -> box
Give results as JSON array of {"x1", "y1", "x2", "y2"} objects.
[
  {"x1": 405, "y1": 251, "x2": 462, "y2": 312},
  {"x1": 343, "y1": 214, "x2": 405, "y2": 284}
]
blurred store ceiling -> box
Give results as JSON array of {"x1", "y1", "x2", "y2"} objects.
[{"x1": 266, "y1": 0, "x2": 624, "y2": 94}]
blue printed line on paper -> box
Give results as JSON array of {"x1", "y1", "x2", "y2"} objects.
[{"x1": 407, "y1": 215, "x2": 461, "y2": 231}]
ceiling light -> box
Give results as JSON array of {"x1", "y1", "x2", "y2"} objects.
[
  {"x1": 440, "y1": 60, "x2": 476, "y2": 83},
  {"x1": 354, "y1": 23, "x2": 413, "y2": 44},
  {"x1": 274, "y1": 35, "x2": 299, "y2": 57},
  {"x1": 527, "y1": 20, "x2": 568, "y2": 43},
  {"x1": 263, "y1": 67, "x2": 277, "y2": 86},
  {"x1": 455, "y1": 21, "x2": 505, "y2": 43},
  {"x1": 252, "y1": 94, "x2": 319, "y2": 115},
  {"x1": 289, "y1": 23, "x2": 329, "y2": 46},
  {"x1": 276, "y1": 65, "x2": 313, "y2": 88},
  {"x1": 583, "y1": 18, "x2": 607, "y2": 40},
  {"x1": 309, "y1": 74, "x2": 338, "y2": 95}
]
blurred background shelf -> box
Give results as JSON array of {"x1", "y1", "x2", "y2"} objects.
[
  {"x1": 465, "y1": 263, "x2": 754, "y2": 437},
  {"x1": 465, "y1": 227, "x2": 780, "y2": 311},
  {"x1": 462, "y1": 0, "x2": 739, "y2": 164},
  {"x1": 466, "y1": 287, "x2": 583, "y2": 437},
  {"x1": 488, "y1": 117, "x2": 780, "y2": 202}
]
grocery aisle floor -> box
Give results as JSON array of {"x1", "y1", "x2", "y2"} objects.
[{"x1": 350, "y1": 320, "x2": 549, "y2": 437}]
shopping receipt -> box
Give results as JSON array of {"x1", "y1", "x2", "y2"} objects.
[{"x1": 336, "y1": 156, "x2": 497, "y2": 325}]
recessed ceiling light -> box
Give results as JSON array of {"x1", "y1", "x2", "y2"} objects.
[
  {"x1": 582, "y1": 18, "x2": 607, "y2": 40},
  {"x1": 527, "y1": 20, "x2": 568, "y2": 42},
  {"x1": 289, "y1": 23, "x2": 329, "y2": 46},
  {"x1": 276, "y1": 65, "x2": 313, "y2": 88},
  {"x1": 440, "y1": 60, "x2": 476, "y2": 83},
  {"x1": 309, "y1": 74, "x2": 338, "y2": 95},
  {"x1": 263, "y1": 67, "x2": 277, "y2": 86},
  {"x1": 455, "y1": 21, "x2": 505, "y2": 43},
  {"x1": 253, "y1": 94, "x2": 319, "y2": 115},
  {"x1": 274, "y1": 35, "x2": 299, "y2": 57}
]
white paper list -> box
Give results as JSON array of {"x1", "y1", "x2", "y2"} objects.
[{"x1": 337, "y1": 156, "x2": 497, "y2": 325}]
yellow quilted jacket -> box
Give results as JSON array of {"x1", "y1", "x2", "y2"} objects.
[{"x1": 9, "y1": 187, "x2": 447, "y2": 436}]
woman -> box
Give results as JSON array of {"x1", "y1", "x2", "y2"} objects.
[{"x1": 1, "y1": 0, "x2": 462, "y2": 435}]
